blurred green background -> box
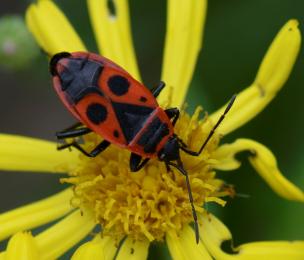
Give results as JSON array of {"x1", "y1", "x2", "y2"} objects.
[{"x1": 0, "y1": 0, "x2": 303, "y2": 258}]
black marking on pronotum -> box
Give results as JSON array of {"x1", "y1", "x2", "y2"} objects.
[
  {"x1": 49, "y1": 52, "x2": 71, "y2": 76},
  {"x1": 137, "y1": 117, "x2": 169, "y2": 153},
  {"x1": 60, "y1": 58, "x2": 104, "y2": 104},
  {"x1": 60, "y1": 58, "x2": 85, "y2": 91},
  {"x1": 112, "y1": 102, "x2": 153, "y2": 143},
  {"x1": 86, "y1": 103, "x2": 107, "y2": 124},
  {"x1": 108, "y1": 75, "x2": 130, "y2": 96}
]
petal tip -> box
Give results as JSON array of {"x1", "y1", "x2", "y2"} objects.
[{"x1": 287, "y1": 19, "x2": 299, "y2": 28}]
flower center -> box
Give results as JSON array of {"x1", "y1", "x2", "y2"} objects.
[{"x1": 62, "y1": 107, "x2": 227, "y2": 241}]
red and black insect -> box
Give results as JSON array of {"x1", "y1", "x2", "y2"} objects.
[{"x1": 50, "y1": 51, "x2": 236, "y2": 243}]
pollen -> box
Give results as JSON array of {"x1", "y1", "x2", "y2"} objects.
[{"x1": 61, "y1": 107, "x2": 228, "y2": 241}]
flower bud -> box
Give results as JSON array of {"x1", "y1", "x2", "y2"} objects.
[{"x1": 0, "y1": 15, "x2": 39, "y2": 70}]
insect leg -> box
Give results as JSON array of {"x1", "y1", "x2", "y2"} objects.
[
  {"x1": 151, "y1": 81, "x2": 166, "y2": 98},
  {"x1": 165, "y1": 108, "x2": 180, "y2": 126},
  {"x1": 58, "y1": 140, "x2": 110, "y2": 157},
  {"x1": 56, "y1": 122, "x2": 92, "y2": 139},
  {"x1": 130, "y1": 153, "x2": 150, "y2": 172},
  {"x1": 56, "y1": 128, "x2": 92, "y2": 139},
  {"x1": 181, "y1": 95, "x2": 236, "y2": 156},
  {"x1": 165, "y1": 161, "x2": 171, "y2": 172}
]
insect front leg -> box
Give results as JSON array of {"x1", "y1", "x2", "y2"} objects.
[
  {"x1": 165, "y1": 108, "x2": 180, "y2": 126},
  {"x1": 151, "y1": 81, "x2": 166, "y2": 98}
]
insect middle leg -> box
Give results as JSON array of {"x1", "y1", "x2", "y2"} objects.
[{"x1": 130, "y1": 153, "x2": 150, "y2": 172}]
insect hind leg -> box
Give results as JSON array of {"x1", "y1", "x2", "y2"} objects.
[
  {"x1": 56, "y1": 122, "x2": 92, "y2": 139},
  {"x1": 56, "y1": 128, "x2": 92, "y2": 139},
  {"x1": 58, "y1": 139, "x2": 110, "y2": 157}
]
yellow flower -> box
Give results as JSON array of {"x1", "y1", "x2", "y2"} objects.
[{"x1": 0, "y1": 0, "x2": 303, "y2": 259}]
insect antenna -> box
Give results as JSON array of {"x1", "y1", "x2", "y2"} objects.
[
  {"x1": 167, "y1": 161, "x2": 200, "y2": 244},
  {"x1": 181, "y1": 94, "x2": 237, "y2": 156}
]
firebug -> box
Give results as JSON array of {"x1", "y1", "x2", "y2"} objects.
[{"x1": 50, "y1": 51, "x2": 236, "y2": 243}]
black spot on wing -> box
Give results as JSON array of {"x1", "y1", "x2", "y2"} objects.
[
  {"x1": 113, "y1": 130, "x2": 119, "y2": 138},
  {"x1": 139, "y1": 96, "x2": 147, "y2": 102},
  {"x1": 112, "y1": 102, "x2": 154, "y2": 143},
  {"x1": 108, "y1": 75, "x2": 130, "y2": 96},
  {"x1": 86, "y1": 103, "x2": 107, "y2": 125}
]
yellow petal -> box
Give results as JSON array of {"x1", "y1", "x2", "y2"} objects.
[
  {"x1": 200, "y1": 213, "x2": 304, "y2": 260},
  {"x1": 35, "y1": 210, "x2": 96, "y2": 260},
  {"x1": 116, "y1": 236, "x2": 149, "y2": 260},
  {"x1": 236, "y1": 242, "x2": 304, "y2": 260},
  {"x1": 209, "y1": 20, "x2": 301, "y2": 135},
  {"x1": 0, "y1": 134, "x2": 79, "y2": 173},
  {"x1": 166, "y1": 225, "x2": 212, "y2": 260},
  {"x1": 213, "y1": 138, "x2": 304, "y2": 202},
  {"x1": 0, "y1": 189, "x2": 73, "y2": 242},
  {"x1": 26, "y1": 0, "x2": 86, "y2": 55},
  {"x1": 71, "y1": 239, "x2": 104, "y2": 260},
  {"x1": 71, "y1": 235, "x2": 117, "y2": 260},
  {"x1": 6, "y1": 232, "x2": 39, "y2": 260},
  {"x1": 87, "y1": 0, "x2": 140, "y2": 80},
  {"x1": 159, "y1": 0, "x2": 207, "y2": 107}
]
